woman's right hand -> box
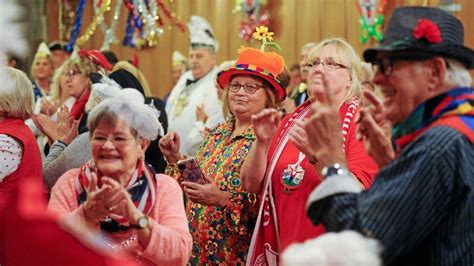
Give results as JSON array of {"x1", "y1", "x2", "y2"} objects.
[
  {"x1": 56, "y1": 105, "x2": 79, "y2": 145},
  {"x1": 39, "y1": 98, "x2": 59, "y2": 116},
  {"x1": 158, "y1": 131, "x2": 183, "y2": 164},
  {"x1": 251, "y1": 108, "x2": 281, "y2": 145}
]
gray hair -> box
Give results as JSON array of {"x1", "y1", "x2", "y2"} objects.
[
  {"x1": 87, "y1": 98, "x2": 162, "y2": 141},
  {"x1": 443, "y1": 58, "x2": 472, "y2": 87},
  {"x1": 0, "y1": 67, "x2": 34, "y2": 120},
  {"x1": 301, "y1": 42, "x2": 317, "y2": 53}
]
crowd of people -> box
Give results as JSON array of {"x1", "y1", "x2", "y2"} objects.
[{"x1": 0, "y1": 5, "x2": 473, "y2": 266}]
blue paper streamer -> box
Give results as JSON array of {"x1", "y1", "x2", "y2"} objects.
[{"x1": 66, "y1": 0, "x2": 86, "y2": 52}]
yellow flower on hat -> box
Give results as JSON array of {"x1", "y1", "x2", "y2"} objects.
[
  {"x1": 252, "y1": 26, "x2": 281, "y2": 52},
  {"x1": 253, "y1": 26, "x2": 274, "y2": 42}
]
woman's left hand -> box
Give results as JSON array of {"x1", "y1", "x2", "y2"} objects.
[
  {"x1": 100, "y1": 177, "x2": 143, "y2": 222},
  {"x1": 182, "y1": 174, "x2": 229, "y2": 207},
  {"x1": 32, "y1": 114, "x2": 58, "y2": 140}
]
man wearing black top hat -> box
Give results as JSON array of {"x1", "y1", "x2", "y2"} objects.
[
  {"x1": 303, "y1": 6, "x2": 474, "y2": 265},
  {"x1": 48, "y1": 41, "x2": 71, "y2": 70}
]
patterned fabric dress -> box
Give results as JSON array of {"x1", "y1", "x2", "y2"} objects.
[{"x1": 187, "y1": 119, "x2": 259, "y2": 265}]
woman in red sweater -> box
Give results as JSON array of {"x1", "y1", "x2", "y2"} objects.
[{"x1": 241, "y1": 38, "x2": 379, "y2": 265}]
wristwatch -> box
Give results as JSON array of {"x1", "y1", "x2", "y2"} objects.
[
  {"x1": 321, "y1": 163, "x2": 349, "y2": 179},
  {"x1": 130, "y1": 216, "x2": 149, "y2": 230}
]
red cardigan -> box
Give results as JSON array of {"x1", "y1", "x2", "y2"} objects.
[{"x1": 0, "y1": 118, "x2": 42, "y2": 201}]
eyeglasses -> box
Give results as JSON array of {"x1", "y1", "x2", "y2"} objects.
[
  {"x1": 372, "y1": 54, "x2": 434, "y2": 76},
  {"x1": 306, "y1": 59, "x2": 347, "y2": 70},
  {"x1": 65, "y1": 69, "x2": 82, "y2": 78},
  {"x1": 228, "y1": 83, "x2": 263, "y2": 94},
  {"x1": 91, "y1": 135, "x2": 136, "y2": 146}
]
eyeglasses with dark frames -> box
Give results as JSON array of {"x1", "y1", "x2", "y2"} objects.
[
  {"x1": 306, "y1": 59, "x2": 348, "y2": 70},
  {"x1": 228, "y1": 83, "x2": 263, "y2": 94},
  {"x1": 372, "y1": 53, "x2": 434, "y2": 76}
]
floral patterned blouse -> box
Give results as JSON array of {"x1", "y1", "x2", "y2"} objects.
[{"x1": 187, "y1": 119, "x2": 258, "y2": 265}]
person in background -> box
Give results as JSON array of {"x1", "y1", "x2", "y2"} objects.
[
  {"x1": 184, "y1": 60, "x2": 233, "y2": 156},
  {"x1": 159, "y1": 39, "x2": 284, "y2": 263},
  {"x1": 276, "y1": 66, "x2": 293, "y2": 115},
  {"x1": 164, "y1": 51, "x2": 189, "y2": 106},
  {"x1": 165, "y1": 16, "x2": 222, "y2": 157},
  {"x1": 291, "y1": 42, "x2": 317, "y2": 107},
  {"x1": 306, "y1": 7, "x2": 474, "y2": 265},
  {"x1": 31, "y1": 42, "x2": 54, "y2": 103},
  {"x1": 242, "y1": 38, "x2": 378, "y2": 265},
  {"x1": 0, "y1": 67, "x2": 42, "y2": 201},
  {"x1": 49, "y1": 41, "x2": 71, "y2": 71},
  {"x1": 48, "y1": 97, "x2": 191, "y2": 265},
  {"x1": 101, "y1": 50, "x2": 119, "y2": 66},
  {"x1": 5, "y1": 54, "x2": 23, "y2": 70},
  {"x1": 113, "y1": 61, "x2": 152, "y2": 97},
  {"x1": 288, "y1": 64, "x2": 302, "y2": 92}
]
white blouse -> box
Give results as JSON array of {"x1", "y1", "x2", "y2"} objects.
[{"x1": 0, "y1": 134, "x2": 23, "y2": 182}]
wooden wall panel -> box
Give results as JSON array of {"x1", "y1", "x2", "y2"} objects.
[{"x1": 46, "y1": 0, "x2": 474, "y2": 97}]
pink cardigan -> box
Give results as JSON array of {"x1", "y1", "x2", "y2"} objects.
[{"x1": 48, "y1": 169, "x2": 192, "y2": 265}]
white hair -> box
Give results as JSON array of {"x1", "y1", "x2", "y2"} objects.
[
  {"x1": 301, "y1": 42, "x2": 317, "y2": 53},
  {"x1": 443, "y1": 58, "x2": 472, "y2": 87},
  {"x1": 0, "y1": 67, "x2": 34, "y2": 120},
  {"x1": 87, "y1": 97, "x2": 163, "y2": 140},
  {"x1": 281, "y1": 230, "x2": 382, "y2": 266}
]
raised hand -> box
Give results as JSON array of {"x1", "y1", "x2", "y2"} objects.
[
  {"x1": 289, "y1": 119, "x2": 313, "y2": 158},
  {"x1": 159, "y1": 131, "x2": 183, "y2": 164},
  {"x1": 251, "y1": 108, "x2": 281, "y2": 146},
  {"x1": 196, "y1": 104, "x2": 208, "y2": 123},
  {"x1": 357, "y1": 90, "x2": 394, "y2": 168},
  {"x1": 39, "y1": 98, "x2": 59, "y2": 116},
  {"x1": 303, "y1": 75, "x2": 347, "y2": 167},
  {"x1": 56, "y1": 105, "x2": 79, "y2": 144},
  {"x1": 32, "y1": 114, "x2": 58, "y2": 141},
  {"x1": 82, "y1": 172, "x2": 112, "y2": 224},
  {"x1": 182, "y1": 173, "x2": 228, "y2": 207}
]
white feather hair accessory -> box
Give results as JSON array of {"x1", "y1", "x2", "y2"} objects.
[
  {"x1": 281, "y1": 230, "x2": 382, "y2": 266},
  {"x1": 87, "y1": 85, "x2": 164, "y2": 140}
]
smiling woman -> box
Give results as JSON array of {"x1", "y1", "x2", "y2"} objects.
[
  {"x1": 48, "y1": 98, "x2": 192, "y2": 265},
  {"x1": 159, "y1": 45, "x2": 284, "y2": 264}
]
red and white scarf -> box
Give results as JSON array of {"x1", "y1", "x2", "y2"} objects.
[{"x1": 75, "y1": 159, "x2": 157, "y2": 225}]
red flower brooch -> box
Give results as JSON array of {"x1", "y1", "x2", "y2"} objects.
[{"x1": 413, "y1": 19, "x2": 442, "y2": 44}]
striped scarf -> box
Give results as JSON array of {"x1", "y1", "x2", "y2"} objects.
[
  {"x1": 394, "y1": 87, "x2": 474, "y2": 150},
  {"x1": 76, "y1": 159, "x2": 157, "y2": 229}
]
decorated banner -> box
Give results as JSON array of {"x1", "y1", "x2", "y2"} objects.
[
  {"x1": 356, "y1": 0, "x2": 387, "y2": 44},
  {"x1": 234, "y1": 0, "x2": 270, "y2": 42}
]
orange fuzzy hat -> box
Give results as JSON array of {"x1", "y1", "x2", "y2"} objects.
[{"x1": 217, "y1": 47, "x2": 286, "y2": 102}]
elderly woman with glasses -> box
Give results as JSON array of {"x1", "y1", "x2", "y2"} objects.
[
  {"x1": 159, "y1": 45, "x2": 284, "y2": 264},
  {"x1": 241, "y1": 38, "x2": 379, "y2": 265},
  {"x1": 48, "y1": 97, "x2": 192, "y2": 265}
]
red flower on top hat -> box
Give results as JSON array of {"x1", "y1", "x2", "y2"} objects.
[{"x1": 413, "y1": 19, "x2": 442, "y2": 44}]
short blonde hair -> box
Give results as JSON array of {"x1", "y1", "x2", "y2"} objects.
[
  {"x1": 63, "y1": 56, "x2": 103, "y2": 78},
  {"x1": 222, "y1": 75, "x2": 277, "y2": 119},
  {"x1": 307, "y1": 38, "x2": 363, "y2": 105},
  {"x1": 0, "y1": 67, "x2": 34, "y2": 120}
]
